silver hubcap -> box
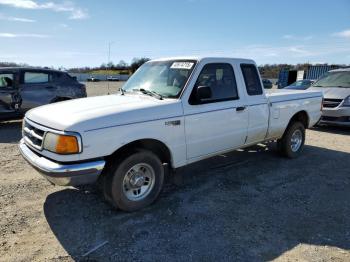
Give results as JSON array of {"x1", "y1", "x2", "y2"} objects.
[
  {"x1": 291, "y1": 129, "x2": 303, "y2": 152},
  {"x1": 122, "y1": 163, "x2": 155, "y2": 201}
]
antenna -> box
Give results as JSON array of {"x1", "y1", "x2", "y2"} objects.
[{"x1": 107, "y1": 41, "x2": 114, "y2": 95}]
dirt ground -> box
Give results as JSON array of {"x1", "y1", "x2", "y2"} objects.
[{"x1": 0, "y1": 82, "x2": 350, "y2": 261}]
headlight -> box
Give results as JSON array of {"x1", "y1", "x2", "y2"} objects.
[
  {"x1": 43, "y1": 132, "x2": 81, "y2": 154},
  {"x1": 342, "y1": 96, "x2": 350, "y2": 107}
]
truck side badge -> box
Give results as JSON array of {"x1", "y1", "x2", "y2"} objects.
[{"x1": 165, "y1": 120, "x2": 181, "y2": 126}]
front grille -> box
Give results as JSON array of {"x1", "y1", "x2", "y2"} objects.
[
  {"x1": 323, "y1": 98, "x2": 343, "y2": 108},
  {"x1": 321, "y1": 116, "x2": 338, "y2": 121},
  {"x1": 23, "y1": 120, "x2": 45, "y2": 150}
]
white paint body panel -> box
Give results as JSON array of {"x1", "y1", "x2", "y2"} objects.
[
  {"x1": 183, "y1": 102, "x2": 249, "y2": 159},
  {"x1": 24, "y1": 57, "x2": 323, "y2": 169},
  {"x1": 266, "y1": 89, "x2": 323, "y2": 139}
]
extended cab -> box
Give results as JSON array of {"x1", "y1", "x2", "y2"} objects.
[{"x1": 19, "y1": 57, "x2": 323, "y2": 211}]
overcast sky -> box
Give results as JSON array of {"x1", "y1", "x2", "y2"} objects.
[{"x1": 0, "y1": 0, "x2": 349, "y2": 68}]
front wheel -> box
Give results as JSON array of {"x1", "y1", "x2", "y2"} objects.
[
  {"x1": 277, "y1": 121, "x2": 305, "y2": 158},
  {"x1": 103, "y1": 150, "x2": 164, "y2": 212}
]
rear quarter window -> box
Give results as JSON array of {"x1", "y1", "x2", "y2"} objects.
[
  {"x1": 55, "y1": 72, "x2": 76, "y2": 82},
  {"x1": 241, "y1": 64, "x2": 263, "y2": 96}
]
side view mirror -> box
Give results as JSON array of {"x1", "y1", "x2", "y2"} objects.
[{"x1": 196, "y1": 85, "x2": 212, "y2": 101}]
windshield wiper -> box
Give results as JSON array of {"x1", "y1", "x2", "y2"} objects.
[{"x1": 132, "y1": 88, "x2": 163, "y2": 100}]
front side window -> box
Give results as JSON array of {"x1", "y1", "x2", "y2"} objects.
[
  {"x1": 241, "y1": 64, "x2": 263, "y2": 95},
  {"x1": 0, "y1": 73, "x2": 14, "y2": 88},
  {"x1": 313, "y1": 71, "x2": 350, "y2": 88},
  {"x1": 122, "y1": 60, "x2": 196, "y2": 98},
  {"x1": 190, "y1": 63, "x2": 238, "y2": 104},
  {"x1": 24, "y1": 72, "x2": 50, "y2": 84}
]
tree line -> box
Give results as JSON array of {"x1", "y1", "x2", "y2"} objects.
[
  {"x1": 68, "y1": 57, "x2": 150, "y2": 73},
  {"x1": 0, "y1": 62, "x2": 30, "y2": 67},
  {"x1": 0, "y1": 57, "x2": 151, "y2": 74}
]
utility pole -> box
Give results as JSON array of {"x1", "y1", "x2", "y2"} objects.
[{"x1": 107, "y1": 41, "x2": 114, "y2": 95}]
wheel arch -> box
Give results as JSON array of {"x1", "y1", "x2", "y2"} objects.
[
  {"x1": 289, "y1": 110, "x2": 310, "y2": 129},
  {"x1": 106, "y1": 138, "x2": 173, "y2": 168},
  {"x1": 280, "y1": 110, "x2": 309, "y2": 139}
]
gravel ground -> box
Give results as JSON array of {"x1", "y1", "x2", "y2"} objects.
[{"x1": 0, "y1": 82, "x2": 349, "y2": 261}]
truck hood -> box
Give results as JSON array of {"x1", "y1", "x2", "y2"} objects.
[
  {"x1": 309, "y1": 87, "x2": 350, "y2": 99},
  {"x1": 26, "y1": 94, "x2": 183, "y2": 132}
]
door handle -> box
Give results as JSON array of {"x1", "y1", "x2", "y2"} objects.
[
  {"x1": 236, "y1": 106, "x2": 246, "y2": 112},
  {"x1": 46, "y1": 86, "x2": 55, "y2": 89}
]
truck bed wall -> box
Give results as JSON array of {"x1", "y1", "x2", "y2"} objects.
[{"x1": 266, "y1": 90, "x2": 323, "y2": 139}]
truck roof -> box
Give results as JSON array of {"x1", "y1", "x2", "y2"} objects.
[{"x1": 151, "y1": 56, "x2": 255, "y2": 64}]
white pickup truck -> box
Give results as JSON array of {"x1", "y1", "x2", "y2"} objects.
[{"x1": 19, "y1": 57, "x2": 323, "y2": 211}]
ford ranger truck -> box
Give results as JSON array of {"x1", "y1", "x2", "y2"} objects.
[{"x1": 19, "y1": 57, "x2": 323, "y2": 211}]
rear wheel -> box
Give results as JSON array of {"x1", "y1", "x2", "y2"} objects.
[
  {"x1": 103, "y1": 150, "x2": 164, "y2": 212},
  {"x1": 277, "y1": 121, "x2": 305, "y2": 158}
]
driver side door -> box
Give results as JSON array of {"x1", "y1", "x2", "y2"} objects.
[{"x1": 183, "y1": 62, "x2": 249, "y2": 160}]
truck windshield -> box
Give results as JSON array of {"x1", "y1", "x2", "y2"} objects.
[
  {"x1": 313, "y1": 71, "x2": 350, "y2": 88},
  {"x1": 122, "y1": 60, "x2": 196, "y2": 98}
]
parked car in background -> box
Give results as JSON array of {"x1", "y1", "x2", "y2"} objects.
[
  {"x1": 262, "y1": 79, "x2": 273, "y2": 89},
  {"x1": 87, "y1": 76, "x2": 100, "y2": 82},
  {"x1": 107, "y1": 76, "x2": 120, "y2": 81},
  {"x1": 277, "y1": 65, "x2": 340, "y2": 89},
  {"x1": 284, "y1": 79, "x2": 315, "y2": 90},
  {"x1": 0, "y1": 67, "x2": 86, "y2": 120},
  {"x1": 19, "y1": 57, "x2": 322, "y2": 211},
  {"x1": 310, "y1": 68, "x2": 350, "y2": 126}
]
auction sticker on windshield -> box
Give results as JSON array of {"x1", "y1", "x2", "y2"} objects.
[{"x1": 170, "y1": 62, "x2": 194, "y2": 70}]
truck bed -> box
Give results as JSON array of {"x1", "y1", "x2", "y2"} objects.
[{"x1": 265, "y1": 89, "x2": 323, "y2": 140}]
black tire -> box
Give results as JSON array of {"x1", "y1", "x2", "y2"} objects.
[
  {"x1": 277, "y1": 121, "x2": 305, "y2": 158},
  {"x1": 103, "y1": 150, "x2": 164, "y2": 212}
]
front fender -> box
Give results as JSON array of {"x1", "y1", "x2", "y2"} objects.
[{"x1": 82, "y1": 117, "x2": 187, "y2": 168}]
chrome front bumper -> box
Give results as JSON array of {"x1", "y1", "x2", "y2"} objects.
[
  {"x1": 320, "y1": 107, "x2": 350, "y2": 126},
  {"x1": 19, "y1": 139, "x2": 105, "y2": 186}
]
